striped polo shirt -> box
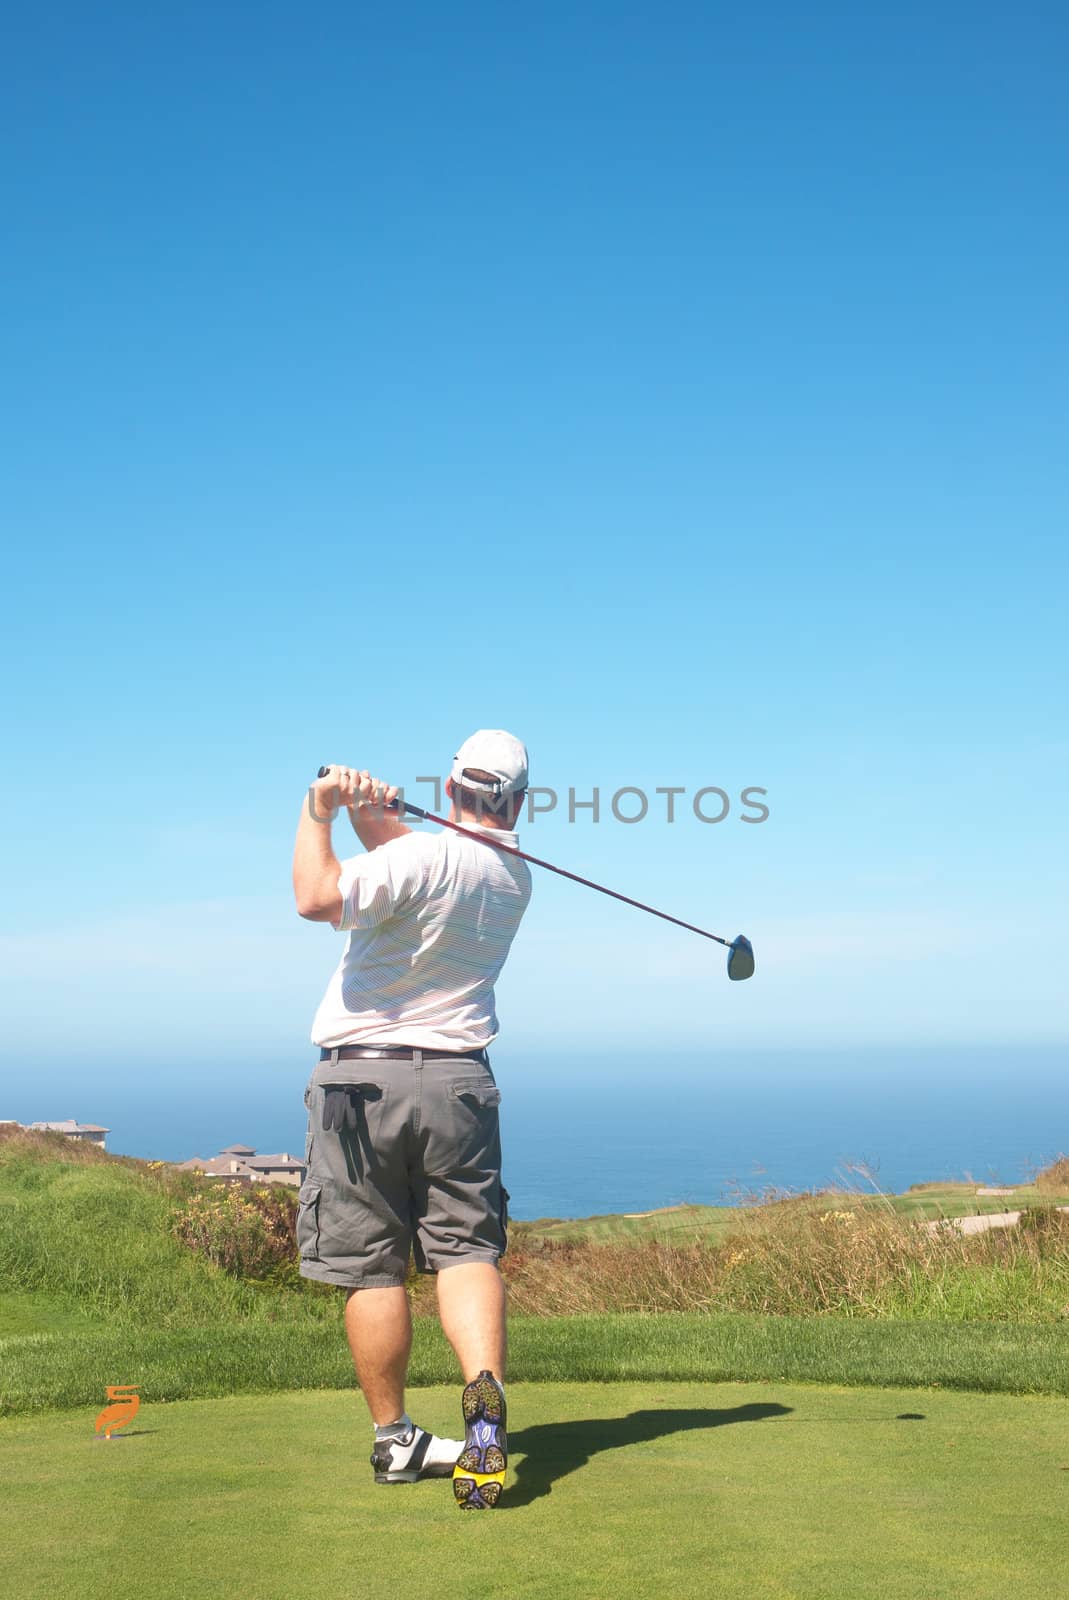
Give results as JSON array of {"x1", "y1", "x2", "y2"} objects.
[{"x1": 310, "y1": 822, "x2": 533, "y2": 1051}]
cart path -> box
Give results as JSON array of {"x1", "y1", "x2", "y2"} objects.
[{"x1": 925, "y1": 1204, "x2": 1069, "y2": 1236}]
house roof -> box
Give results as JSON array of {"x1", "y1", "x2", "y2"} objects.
[
  {"x1": 175, "y1": 1147, "x2": 306, "y2": 1179},
  {"x1": 175, "y1": 1155, "x2": 260, "y2": 1178},
  {"x1": 221, "y1": 1144, "x2": 256, "y2": 1154},
  {"x1": 28, "y1": 1120, "x2": 110, "y2": 1133}
]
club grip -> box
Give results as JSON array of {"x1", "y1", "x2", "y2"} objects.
[{"x1": 315, "y1": 765, "x2": 412, "y2": 815}]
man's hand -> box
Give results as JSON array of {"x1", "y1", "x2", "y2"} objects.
[
  {"x1": 351, "y1": 770, "x2": 401, "y2": 814},
  {"x1": 312, "y1": 767, "x2": 400, "y2": 820}
]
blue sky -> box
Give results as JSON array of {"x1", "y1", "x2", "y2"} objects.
[{"x1": 1, "y1": 2, "x2": 1066, "y2": 1119}]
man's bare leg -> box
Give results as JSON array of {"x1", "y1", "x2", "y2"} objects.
[
  {"x1": 344, "y1": 1285, "x2": 412, "y2": 1425},
  {"x1": 435, "y1": 1261, "x2": 507, "y2": 1381}
]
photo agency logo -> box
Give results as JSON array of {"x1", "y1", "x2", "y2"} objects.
[
  {"x1": 401, "y1": 777, "x2": 770, "y2": 826},
  {"x1": 308, "y1": 768, "x2": 770, "y2": 828}
]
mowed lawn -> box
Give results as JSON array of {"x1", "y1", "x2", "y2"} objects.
[{"x1": 3, "y1": 1381, "x2": 1067, "y2": 1600}]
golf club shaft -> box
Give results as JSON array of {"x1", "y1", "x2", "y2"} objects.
[{"x1": 317, "y1": 769, "x2": 731, "y2": 949}]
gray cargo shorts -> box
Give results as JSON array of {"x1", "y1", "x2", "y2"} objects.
[{"x1": 296, "y1": 1050, "x2": 510, "y2": 1289}]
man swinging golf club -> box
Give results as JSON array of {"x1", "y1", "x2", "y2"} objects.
[{"x1": 292, "y1": 730, "x2": 531, "y2": 1510}]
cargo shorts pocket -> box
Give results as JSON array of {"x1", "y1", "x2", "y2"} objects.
[
  {"x1": 424, "y1": 1074, "x2": 501, "y2": 1184},
  {"x1": 500, "y1": 1185, "x2": 510, "y2": 1256},
  {"x1": 296, "y1": 1179, "x2": 322, "y2": 1263},
  {"x1": 450, "y1": 1080, "x2": 501, "y2": 1109}
]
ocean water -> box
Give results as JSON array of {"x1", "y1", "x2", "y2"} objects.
[
  {"x1": 496, "y1": 1046, "x2": 1069, "y2": 1218},
  {"x1": 6, "y1": 1043, "x2": 1065, "y2": 1219}
]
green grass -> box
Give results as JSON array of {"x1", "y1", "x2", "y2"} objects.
[
  {"x1": 0, "y1": 1290, "x2": 93, "y2": 1337},
  {"x1": 2, "y1": 1381, "x2": 1067, "y2": 1600},
  {"x1": 7, "y1": 1310, "x2": 1069, "y2": 1417},
  {"x1": 520, "y1": 1203, "x2": 743, "y2": 1243}
]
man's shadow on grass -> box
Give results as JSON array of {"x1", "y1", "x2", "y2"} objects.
[{"x1": 503, "y1": 1403, "x2": 792, "y2": 1508}]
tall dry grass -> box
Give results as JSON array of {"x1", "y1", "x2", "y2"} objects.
[
  {"x1": 1035, "y1": 1154, "x2": 1069, "y2": 1193},
  {"x1": 478, "y1": 1192, "x2": 1069, "y2": 1321},
  {"x1": 0, "y1": 1124, "x2": 134, "y2": 1168}
]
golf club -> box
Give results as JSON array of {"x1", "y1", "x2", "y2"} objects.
[{"x1": 316, "y1": 768, "x2": 756, "y2": 980}]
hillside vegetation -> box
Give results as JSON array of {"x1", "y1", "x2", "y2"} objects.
[
  {"x1": 0, "y1": 1127, "x2": 334, "y2": 1334},
  {"x1": 4, "y1": 1127, "x2": 1069, "y2": 1413},
  {"x1": 4, "y1": 1127, "x2": 1069, "y2": 1330}
]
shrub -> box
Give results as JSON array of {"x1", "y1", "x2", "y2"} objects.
[{"x1": 170, "y1": 1185, "x2": 298, "y2": 1280}]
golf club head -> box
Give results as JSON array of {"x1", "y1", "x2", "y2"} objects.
[{"x1": 727, "y1": 934, "x2": 755, "y2": 981}]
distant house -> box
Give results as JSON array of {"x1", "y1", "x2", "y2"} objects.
[
  {"x1": 175, "y1": 1144, "x2": 306, "y2": 1188},
  {"x1": 241, "y1": 1151, "x2": 307, "y2": 1186},
  {"x1": 25, "y1": 1120, "x2": 109, "y2": 1150},
  {"x1": 174, "y1": 1153, "x2": 256, "y2": 1184}
]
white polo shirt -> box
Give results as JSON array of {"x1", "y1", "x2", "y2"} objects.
[{"x1": 310, "y1": 822, "x2": 533, "y2": 1051}]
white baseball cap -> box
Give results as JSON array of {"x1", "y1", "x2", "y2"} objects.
[{"x1": 451, "y1": 729, "x2": 529, "y2": 798}]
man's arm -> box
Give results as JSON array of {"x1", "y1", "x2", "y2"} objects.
[
  {"x1": 292, "y1": 767, "x2": 412, "y2": 923},
  {"x1": 292, "y1": 769, "x2": 348, "y2": 922}
]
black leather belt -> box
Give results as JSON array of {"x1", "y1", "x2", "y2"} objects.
[{"x1": 319, "y1": 1045, "x2": 489, "y2": 1066}]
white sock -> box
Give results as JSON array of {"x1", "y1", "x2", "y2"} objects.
[{"x1": 374, "y1": 1412, "x2": 413, "y2": 1443}]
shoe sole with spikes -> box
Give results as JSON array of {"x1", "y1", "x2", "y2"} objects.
[{"x1": 453, "y1": 1372, "x2": 507, "y2": 1509}]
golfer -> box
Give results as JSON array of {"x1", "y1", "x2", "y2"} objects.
[{"x1": 291, "y1": 730, "x2": 531, "y2": 1510}]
